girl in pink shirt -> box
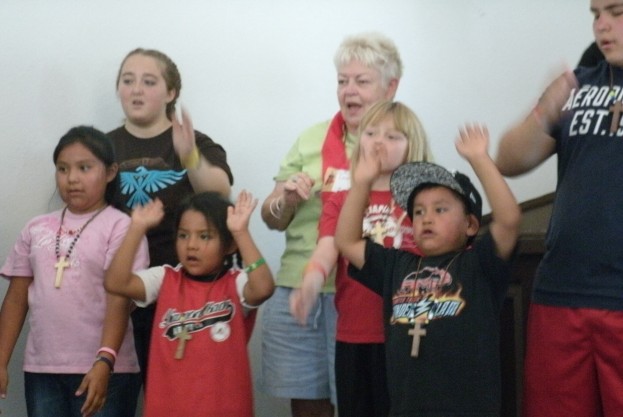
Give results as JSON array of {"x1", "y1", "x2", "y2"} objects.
[{"x1": 0, "y1": 126, "x2": 149, "y2": 417}]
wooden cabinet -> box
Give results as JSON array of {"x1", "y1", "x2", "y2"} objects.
[{"x1": 480, "y1": 193, "x2": 554, "y2": 417}]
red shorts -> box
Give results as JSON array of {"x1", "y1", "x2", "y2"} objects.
[{"x1": 524, "y1": 303, "x2": 623, "y2": 417}]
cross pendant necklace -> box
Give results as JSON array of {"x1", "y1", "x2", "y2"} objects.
[
  {"x1": 172, "y1": 275, "x2": 219, "y2": 359},
  {"x1": 409, "y1": 322, "x2": 427, "y2": 357},
  {"x1": 175, "y1": 316, "x2": 193, "y2": 360},
  {"x1": 408, "y1": 252, "x2": 462, "y2": 358},
  {"x1": 54, "y1": 256, "x2": 70, "y2": 288},
  {"x1": 54, "y1": 205, "x2": 106, "y2": 288}
]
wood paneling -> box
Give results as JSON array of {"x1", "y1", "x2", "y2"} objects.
[{"x1": 480, "y1": 193, "x2": 554, "y2": 417}]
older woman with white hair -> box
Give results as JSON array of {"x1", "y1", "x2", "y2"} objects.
[{"x1": 260, "y1": 32, "x2": 403, "y2": 417}]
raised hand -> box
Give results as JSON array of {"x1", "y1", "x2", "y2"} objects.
[
  {"x1": 353, "y1": 142, "x2": 386, "y2": 186},
  {"x1": 131, "y1": 199, "x2": 165, "y2": 230},
  {"x1": 227, "y1": 190, "x2": 257, "y2": 235},
  {"x1": 455, "y1": 124, "x2": 490, "y2": 162},
  {"x1": 172, "y1": 107, "x2": 197, "y2": 160}
]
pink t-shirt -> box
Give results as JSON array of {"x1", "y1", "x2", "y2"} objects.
[{"x1": 1, "y1": 206, "x2": 149, "y2": 373}]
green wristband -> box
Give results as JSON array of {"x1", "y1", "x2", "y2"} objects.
[{"x1": 244, "y1": 257, "x2": 266, "y2": 273}]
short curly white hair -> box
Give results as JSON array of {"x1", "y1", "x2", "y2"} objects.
[{"x1": 333, "y1": 32, "x2": 403, "y2": 87}]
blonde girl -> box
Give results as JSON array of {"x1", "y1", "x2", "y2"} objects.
[{"x1": 290, "y1": 100, "x2": 432, "y2": 417}]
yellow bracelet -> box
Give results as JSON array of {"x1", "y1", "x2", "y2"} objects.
[
  {"x1": 244, "y1": 257, "x2": 266, "y2": 273},
  {"x1": 181, "y1": 146, "x2": 201, "y2": 170}
]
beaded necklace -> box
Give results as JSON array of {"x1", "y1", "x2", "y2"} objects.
[{"x1": 54, "y1": 205, "x2": 107, "y2": 288}]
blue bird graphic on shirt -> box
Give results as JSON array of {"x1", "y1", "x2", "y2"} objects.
[{"x1": 120, "y1": 166, "x2": 186, "y2": 208}]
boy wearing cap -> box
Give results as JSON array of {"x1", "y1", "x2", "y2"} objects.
[{"x1": 336, "y1": 124, "x2": 520, "y2": 416}]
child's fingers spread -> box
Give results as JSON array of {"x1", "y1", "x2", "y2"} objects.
[
  {"x1": 238, "y1": 190, "x2": 251, "y2": 204},
  {"x1": 235, "y1": 191, "x2": 245, "y2": 205},
  {"x1": 464, "y1": 123, "x2": 478, "y2": 136},
  {"x1": 458, "y1": 123, "x2": 487, "y2": 141},
  {"x1": 457, "y1": 127, "x2": 470, "y2": 143},
  {"x1": 244, "y1": 190, "x2": 253, "y2": 204},
  {"x1": 457, "y1": 128, "x2": 466, "y2": 140},
  {"x1": 459, "y1": 124, "x2": 473, "y2": 137},
  {"x1": 245, "y1": 191, "x2": 255, "y2": 206},
  {"x1": 238, "y1": 190, "x2": 258, "y2": 211}
]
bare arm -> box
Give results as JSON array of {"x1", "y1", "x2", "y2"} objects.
[
  {"x1": 261, "y1": 173, "x2": 314, "y2": 231},
  {"x1": 0, "y1": 277, "x2": 31, "y2": 403},
  {"x1": 496, "y1": 116, "x2": 556, "y2": 177},
  {"x1": 335, "y1": 143, "x2": 385, "y2": 269},
  {"x1": 229, "y1": 191, "x2": 275, "y2": 306},
  {"x1": 335, "y1": 183, "x2": 370, "y2": 269},
  {"x1": 186, "y1": 155, "x2": 231, "y2": 197},
  {"x1": 76, "y1": 293, "x2": 132, "y2": 416},
  {"x1": 104, "y1": 200, "x2": 165, "y2": 301},
  {"x1": 173, "y1": 108, "x2": 231, "y2": 197},
  {"x1": 457, "y1": 125, "x2": 521, "y2": 260},
  {"x1": 496, "y1": 71, "x2": 577, "y2": 177},
  {"x1": 289, "y1": 236, "x2": 337, "y2": 325}
]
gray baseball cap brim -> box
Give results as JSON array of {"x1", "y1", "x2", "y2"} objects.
[{"x1": 390, "y1": 161, "x2": 482, "y2": 221}]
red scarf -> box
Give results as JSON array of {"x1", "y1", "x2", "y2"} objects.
[{"x1": 320, "y1": 112, "x2": 350, "y2": 203}]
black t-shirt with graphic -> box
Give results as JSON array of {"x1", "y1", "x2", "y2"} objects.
[{"x1": 349, "y1": 232, "x2": 511, "y2": 417}]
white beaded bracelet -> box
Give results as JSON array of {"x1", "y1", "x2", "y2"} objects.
[{"x1": 269, "y1": 197, "x2": 283, "y2": 219}]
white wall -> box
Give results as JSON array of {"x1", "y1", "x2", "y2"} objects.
[{"x1": 0, "y1": 1, "x2": 592, "y2": 416}]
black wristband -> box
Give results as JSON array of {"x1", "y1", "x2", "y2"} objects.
[{"x1": 94, "y1": 355, "x2": 114, "y2": 374}]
